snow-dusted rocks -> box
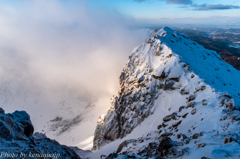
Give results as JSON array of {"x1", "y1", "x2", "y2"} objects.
[
  {"x1": 0, "y1": 109, "x2": 34, "y2": 141},
  {"x1": 0, "y1": 108, "x2": 81, "y2": 159},
  {"x1": 91, "y1": 27, "x2": 240, "y2": 158}
]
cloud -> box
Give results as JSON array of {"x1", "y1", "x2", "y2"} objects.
[
  {"x1": 0, "y1": 0, "x2": 149, "y2": 146},
  {"x1": 163, "y1": 0, "x2": 240, "y2": 10},
  {"x1": 134, "y1": 0, "x2": 240, "y2": 10},
  {"x1": 0, "y1": 0, "x2": 142, "y2": 104},
  {"x1": 193, "y1": 4, "x2": 240, "y2": 10},
  {"x1": 167, "y1": 0, "x2": 192, "y2": 5}
]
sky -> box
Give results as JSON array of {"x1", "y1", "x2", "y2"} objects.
[
  {"x1": 111, "y1": 0, "x2": 240, "y2": 18},
  {"x1": 1, "y1": 0, "x2": 240, "y2": 26},
  {"x1": 82, "y1": 0, "x2": 240, "y2": 26},
  {"x1": 105, "y1": 0, "x2": 240, "y2": 26}
]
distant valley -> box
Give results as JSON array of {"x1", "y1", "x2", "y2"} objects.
[{"x1": 174, "y1": 27, "x2": 240, "y2": 70}]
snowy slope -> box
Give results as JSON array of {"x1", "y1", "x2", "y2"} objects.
[{"x1": 89, "y1": 27, "x2": 240, "y2": 158}]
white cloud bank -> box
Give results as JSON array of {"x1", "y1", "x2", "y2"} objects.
[{"x1": 0, "y1": 0, "x2": 149, "y2": 147}]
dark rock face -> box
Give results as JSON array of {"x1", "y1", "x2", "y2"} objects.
[
  {"x1": 179, "y1": 106, "x2": 185, "y2": 112},
  {"x1": 116, "y1": 139, "x2": 135, "y2": 154},
  {"x1": 192, "y1": 133, "x2": 199, "y2": 139},
  {"x1": 0, "y1": 121, "x2": 12, "y2": 140},
  {"x1": 191, "y1": 108, "x2": 197, "y2": 115},
  {"x1": 152, "y1": 71, "x2": 166, "y2": 80},
  {"x1": 0, "y1": 107, "x2": 81, "y2": 159},
  {"x1": 0, "y1": 108, "x2": 5, "y2": 114},
  {"x1": 187, "y1": 95, "x2": 195, "y2": 102},
  {"x1": 182, "y1": 113, "x2": 188, "y2": 118},
  {"x1": 22, "y1": 121, "x2": 34, "y2": 137},
  {"x1": 163, "y1": 115, "x2": 172, "y2": 122},
  {"x1": 105, "y1": 153, "x2": 153, "y2": 159},
  {"x1": 158, "y1": 137, "x2": 173, "y2": 156},
  {"x1": 0, "y1": 110, "x2": 33, "y2": 140},
  {"x1": 12, "y1": 111, "x2": 34, "y2": 137},
  {"x1": 172, "y1": 120, "x2": 182, "y2": 128},
  {"x1": 92, "y1": 57, "x2": 162, "y2": 150}
]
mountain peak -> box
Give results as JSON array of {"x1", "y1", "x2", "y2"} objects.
[
  {"x1": 147, "y1": 27, "x2": 240, "y2": 109},
  {"x1": 90, "y1": 27, "x2": 240, "y2": 158}
]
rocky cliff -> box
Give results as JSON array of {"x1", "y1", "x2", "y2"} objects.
[
  {"x1": 91, "y1": 27, "x2": 240, "y2": 158},
  {"x1": 0, "y1": 108, "x2": 81, "y2": 159}
]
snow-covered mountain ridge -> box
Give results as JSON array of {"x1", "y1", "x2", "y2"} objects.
[{"x1": 90, "y1": 27, "x2": 240, "y2": 158}]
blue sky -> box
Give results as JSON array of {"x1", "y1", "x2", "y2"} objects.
[
  {"x1": 113, "y1": 0, "x2": 240, "y2": 18},
  {"x1": 88, "y1": 0, "x2": 240, "y2": 26},
  {"x1": 1, "y1": 0, "x2": 240, "y2": 26}
]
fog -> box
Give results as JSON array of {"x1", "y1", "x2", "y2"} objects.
[
  {"x1": 0, "y1": 0, "x2": 150, "y2": 147},
  {"x1": 0, "y1": 1, "x2": 137, "y2": 94}
]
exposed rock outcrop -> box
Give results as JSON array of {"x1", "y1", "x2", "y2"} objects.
[{"x1": 0, "y1": 108, "x2": 81, "y2": 159}]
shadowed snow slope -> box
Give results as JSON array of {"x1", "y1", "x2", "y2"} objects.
[{"x1": 89, "y1": 27, "x2": 240, "y2": 159}]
